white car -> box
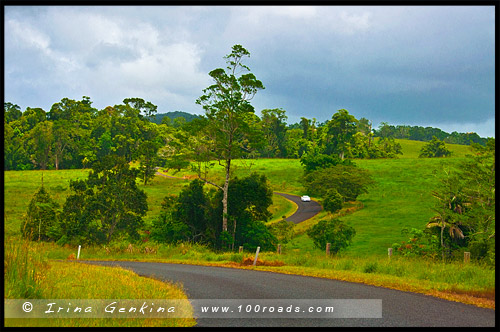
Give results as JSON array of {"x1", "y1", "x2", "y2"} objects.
[{"x1": 301, "y1": 195, "x2": 311, "y2": 202}]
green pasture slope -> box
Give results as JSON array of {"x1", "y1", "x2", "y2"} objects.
[
  {"x1": 284, "y1": 139, "x2": 474, "y2": 256},
  {"x1": 4, "y1": 139, "x2": 474, "y2": 257}
]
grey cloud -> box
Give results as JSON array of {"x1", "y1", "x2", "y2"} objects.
[
  {"x1": 4, "y1": 5, "x2": 495, "y2": 137},
  {"x1": 85, "y1": 42, "x2": 141, "y2": 69}
]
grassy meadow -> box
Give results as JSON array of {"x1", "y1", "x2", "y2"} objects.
[{"x1": 4, "y1": 139, "x2": 495, "y2": 315}]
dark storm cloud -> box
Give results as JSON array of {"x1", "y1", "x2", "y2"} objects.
[{"x1": 4, "y1": 5, "x2": 495, "y2": 137}]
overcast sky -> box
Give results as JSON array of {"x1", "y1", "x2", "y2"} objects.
[{"x1": 4, "y1": 5, "x2": 495, "y2": 137}]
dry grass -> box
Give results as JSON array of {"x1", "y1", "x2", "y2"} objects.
[{"x1": 240, "y1": 256, "x2": 285, "y2": 267}]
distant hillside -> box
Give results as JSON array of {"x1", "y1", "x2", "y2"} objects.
[{"x1": 150, "y1": 111, "x2": 201, "y2": 125}]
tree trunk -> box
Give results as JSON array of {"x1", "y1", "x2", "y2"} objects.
[
  {"x1": 232, "y1": 218, "x2": 237, "y2": 251},
  {"x1": 222, "y1": 159, "x2": 231, "y2": 232},
  {"x1": 107, "y1": 215, "x2": 118, "y2": 244},
  {"x1": 441, "y1": 225, "x2": 445, "y2": 261}
]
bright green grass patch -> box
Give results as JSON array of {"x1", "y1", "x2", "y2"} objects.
[
  {"x1": 340, "y1": 157, "x2": 465, "y2": 256},
  {"x1": 395, "y1": 138, "x2": 473, "y2": 159},
  {"x1": 160, "y1": 158, "x2": 305, "y2": 194},
  {"x1": 140, "y1": 174, "x2": 191, "y2": 225}
]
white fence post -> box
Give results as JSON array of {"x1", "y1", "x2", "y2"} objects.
[{"x1": 252, "y1": 246, "x2": 260, "y2": 266}]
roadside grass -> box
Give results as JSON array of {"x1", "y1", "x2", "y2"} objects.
[
  {"x1": 44, "y1": 240, "x2": 494, "y2": 309},
  {"x1": 4, "y1": 231, "x2": 495, "y2": 311},
  {"x1": 4, "y1": 237, "x2": 196, "y2": 327},
  {"x1": 249, "y1": 254, "x2": 495, "y2": 309},
  {"x1": 4, "y1": 236, "x2": 48, "y2": 299}
]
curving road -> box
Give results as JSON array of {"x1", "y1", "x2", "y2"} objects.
[
  {"x1": 273, "y1": 192, "x2": 322, "y2": 223},
  {"x1": 83, "y1": 260, "x2": 495, "y2": 327}
]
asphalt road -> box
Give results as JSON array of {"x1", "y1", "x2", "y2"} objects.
[
  {"x1": 273, "y1": 192, "x2": 322, "y2": 223},
  {"x1": 83, "y1": 260, "x2": 495, "y2": 327}
]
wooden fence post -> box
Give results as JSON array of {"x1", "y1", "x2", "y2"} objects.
[
  {"x1": 464, "y1": 252, "x2": 470, "y2": 264},
  {"x1": 326, "y1": 243, "x2": 331, "y2": 256},
  {"x1": 239, "y1": 246, "x2": 243, "y2": 254},
  {"x1": 277, "y1": 244, "x2": 282, "y2": 255},
  {"x1": 388, "y1": 248, "x2": 393, "y2": 260}
]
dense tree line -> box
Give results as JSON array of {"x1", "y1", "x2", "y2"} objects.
[
  {"x1": 373, "y1": 122, "x2": 487, "y2": 145},
  {"x1": 5, "y1": 102, "x2": 487, "y2": 172},
  {"x1": 4, "y1": 100, "x2": 392, "y2": 172},
  {"x1": 150, "y1": 111, "x2": 200, "y2": 126}
]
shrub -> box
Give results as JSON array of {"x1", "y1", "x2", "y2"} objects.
[
  {"x1": 307, "y1": 218, "x2": 356, "y2": 255},
  {"x1": 268, "y1": 218, "x2": 296, "y2": 244},
  {"x1": 363, "y1": 261, "x2": 378, "y2": 274},
  {"x1": 419, "y1": 136, "x2": 452, "y2": 158},
  {"x1": 21, "y1": 183, "x2": 60, "y2": 242},
  {"x1": 303, "y1": 164, "x2": 374, "y2": 201},
  {"x1": 322, "y1": 189, "x2": 343, "y2": 214},
  {"x1": 300, "y1": 151, "x2": 345, "y2": 172},
  {"x1": 392, "y1": 227, "x2": 440, "y2": 258}
]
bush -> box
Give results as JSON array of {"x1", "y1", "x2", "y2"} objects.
[
  {"x1": 363, "y1": 261, "x2": 378, "y2": 274},
  {"x1": 300, "y1": 151, "x2": 345, "y2": 172},
  {"x1": 307, "y1": 218, "x2": 356, "y2": 255},
  {"x1": 322, "y1": 189, "x2": 343, "y2": 213},
  {"x1": 21, "y1": 184, "x2": 60, "y2": 242},
  {"x1": 303, "y1": 164, "x2": 374, "y2": 201},
  {"x1": 56, "y1": 156, "x2": 148, "y2": 245},
  {"x1": 238, "y1": 219, "x2": 278, "y2": 252},
  {"x1": 392, "y1": 227, "x2": 440, "y2": 258},
  {"x1": 268, "y1": 218, "x2": 296, "y2": 244},
  {"x1": 419, "y1": 136, "x2": 452, "y2": 158}
]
